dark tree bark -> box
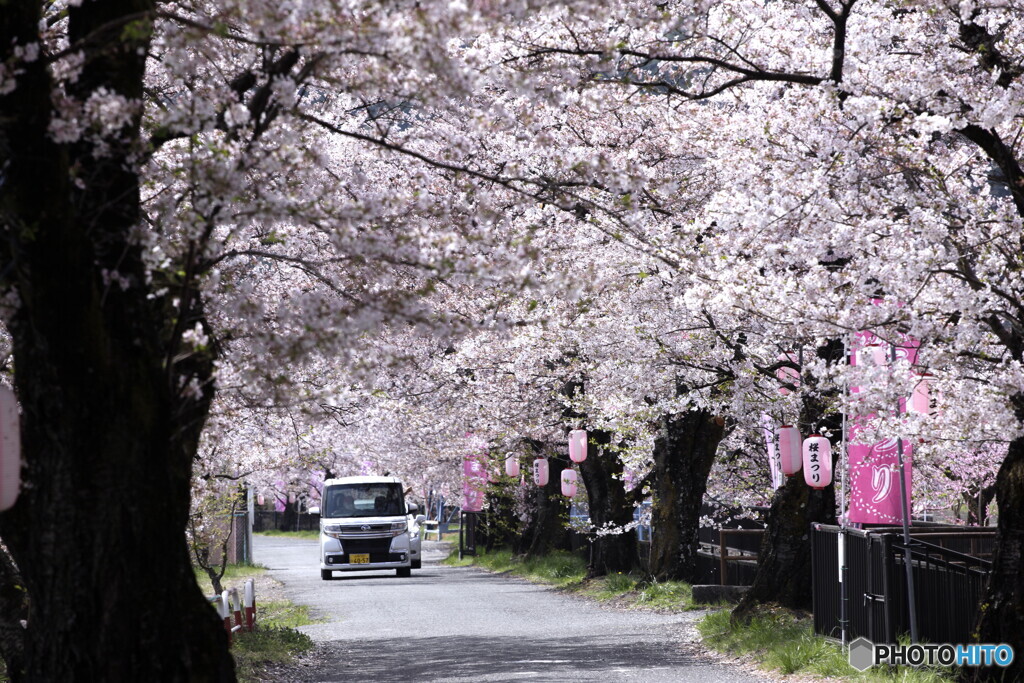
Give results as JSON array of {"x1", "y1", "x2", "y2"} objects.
[
  {"x1": 0, "y1": 2, "x2": 234, "y2": 679},
  {"x1": 560, "y1": 377, "x2": 642, "y2": 576},
  {"x1": 576, "y1": 428, "x2": 640, "y2": 576},
  {"x1": 734, "y1": 342, "x2": 841, "y2": 619},
  {"x1": 513, "y1": 442, "x2": 572, "y2": 558},
  {"x1": 0, "y1": 545, "x2": 26, "y2": 679},
  {"x1": 972, "y1": 398, "x2": 1024, "y2": 682},
  {"x1": 647, "y1": 409, "x2": 725, "y2": 582},
  {"x1": 281, "y1": 499, "x2": 299, "y2": 532},
  {"x1": 733, "y1": 474, "x2": 837, "y2": 617}
]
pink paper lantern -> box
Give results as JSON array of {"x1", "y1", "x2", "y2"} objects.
[
  {"x1": 505, "y1": 454, "x2": 520, "y2": 477},
  {"x1": 568, "y1": 429, "x2": 588, "y2": 463},
  {"x1": 777, "y1": 425, "x2": 802, "y2": 476},
  {"x1": 776, "y1": 353, "x2": 800, "y2": 396},
  {"x1": 909, "y1": 374, "x2": 938, "y2": 415},
  {"x1": 802, "y1": 435, "x2": 832, "y2": 489},
  {"x1": 0, "y1": 386, "x2": 20, "y2": 511},
  {"x1": 560, "y1": 469, "x2": 578, "y2": 497},
  {"x1": 288, "y1": 492, "x2": 296, "y2": 504},
  {"x1": 256, "y1": 493, "x2": 265, "y2": 506},
  {"x1": 532, "y1": 458, "x2": 549, "y2": 486}
]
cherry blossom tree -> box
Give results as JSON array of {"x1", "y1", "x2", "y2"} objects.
[
  {"x1": 0, "y1": 0, "x2": 626, "y2": 677},
  {"x1": 491, "y1": 0, "x2": 1024, "y2": 670}
]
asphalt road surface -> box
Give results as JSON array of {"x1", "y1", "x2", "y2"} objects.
[{"x1": 254, "y1": 535, "x2": 773, "y2": 682}]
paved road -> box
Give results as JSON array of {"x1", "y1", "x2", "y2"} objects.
[{"x1": 254, "y1": 535, "x2": 772, "y2": 682}]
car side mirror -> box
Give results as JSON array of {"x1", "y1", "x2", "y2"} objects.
[
  {"x1": 407, "y1": 502, "x2": 419, "y2": 513},
  {"x1": 308, "y1": 506, "x2": 320, "y2": 515},
  {"x1": 415, "y1": 515, "x2": 426, "y2": 524}
]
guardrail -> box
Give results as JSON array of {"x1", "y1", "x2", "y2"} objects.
[
  {"x1": 812, "y1": 524, "x2": 994, "y2": 644},
  {"x1": 210, "y1": 578, "x2": 256, "y2": 644},
  {"x1": 696, "y1": 528, "x2": 763, "y2": 586}
]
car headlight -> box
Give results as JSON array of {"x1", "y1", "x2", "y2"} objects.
[
  {"x1": 390, "y1": 521, "x2": 408, "y2": 536},
  {"x1": 322, "y1": 524, "x2": 343, "y2": 539}
]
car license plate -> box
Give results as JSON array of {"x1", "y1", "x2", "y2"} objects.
[{"x1": 350, "y1": 553, "x2": 370, "y2": 564}]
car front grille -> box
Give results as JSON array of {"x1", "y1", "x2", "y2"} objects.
[
  {"x1": 338, "y1": 524, "x2": 395, "y2": 538},
  {"x1": 342, "y1": 538, "x2": 393, "y2": 555}
]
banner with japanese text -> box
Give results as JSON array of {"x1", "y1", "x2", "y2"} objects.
[{"x1": 847, "y1": 331, "x2": 917, "y2": 524}]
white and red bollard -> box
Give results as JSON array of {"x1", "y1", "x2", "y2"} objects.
[
  {"x1": 231, "y1": 588, "x2": 244, "y2": 632},
  {"x1": 217, "y1": 580, "x2": 257, "y2": 643},
  {"x1": 244, "y1": 579, "x2": 256, "y2": 631},
  {"x1": 219, "y1": 590, "x2": 233, "y2": 643}
]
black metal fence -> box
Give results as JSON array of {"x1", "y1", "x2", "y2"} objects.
[
  {"x1": 812, "y1": 524, "x2": 994, "y2": 644},
  {"x1": 695, "y1": 528, "x2": 763, "y2": 586},
  {"x1": 253, "y1": 510, "x2": 320, "y2": 532},
  {"x1": 692, "y1": 505, "x2": 766, "y2": 586}
]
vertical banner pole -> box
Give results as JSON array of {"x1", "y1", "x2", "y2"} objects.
[
  {"x1": 840, "y1": 336, "x2": 849, "y2": 647},
  {"x1": 891, "y1": 343, "x2": 919, "y2": 644}
]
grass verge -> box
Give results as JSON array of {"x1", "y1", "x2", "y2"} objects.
[
  {"x1": 698, "y1": 607, "x2": 957, "y2": 681},
  {"x1": 443, "y1": 548, "x2": 585, "y2": 586},
  {"x1": 193, "y1": 564, "x2": 319, "y2": 682},
  {"x1": 445, "y1": 548, "x2": 692, "y2": 609},
  {"x1": 254, "y1": 529, "x2": 320, "y2": 540}
]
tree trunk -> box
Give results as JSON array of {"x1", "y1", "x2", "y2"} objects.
[
  {"x1": 577, "y1": 429, "x2": 639, "y2": 576},
  {"x1": 733, "y1": 474, "x2": 837, "y2": 617},
  {"x1": 513, "y1": 443, "x2": 571, "y2": 557},
  {"x1": 734, "y1": 342, "x2": 841, "y2": 619},
  {"x1": 0, "y1": 546, "x2": 26, "y2": 679},
  {"x1": 0, "y1": 2, "x2": 234, "y2": 679},
  {"x1": 647, "y1": 409, "x2": 724, "y2": 582},
  {"x1": 281, "y1": 500, "x2": 299, "y2": 532},
  {"x1": 972, "y1": 415, "x2": 1024, "y2": 682}
]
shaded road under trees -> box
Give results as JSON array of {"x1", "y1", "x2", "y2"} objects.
[{"x1": 254, "y1": 535, "x2": 773, "y2": 682}]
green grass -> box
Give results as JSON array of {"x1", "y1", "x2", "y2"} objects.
[
  {"x1": 255, "y1": 529, "x2": 320, "y2": 540},
  {"x1": 444, "y1": 547, "x2": 586, "y2": 586},
  {"x1": 233, "y1": 627, "x2": 314, "y2": 682},
  {"x1": 192, "y1": 563, "x2": 320, "y2": 683},
  {"x1": 257, "y1": 600, "x2": 320, "y2": 629},
  {"x1": 194, "y1": 562, "x2": 267, "y2": 595},
  {"x1": 447, "y1": 549, "x2": 693, "y2": 610},
  {"x1": 698, "y1": 608, "x2": 956, "y2": 681},
  {"x1": 635, "y1": 580, "x2": 693, "y2": 609},
  {"x1": 585, "y1": 571, "x2": 640, "y2": 600},
  {"x1": 233, "y1": 601, "x2": 319, "y2": 682}
]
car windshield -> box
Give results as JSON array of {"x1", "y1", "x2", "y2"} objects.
[{"x1": 322, "y1": 483, "x2": 406, "y2": 518}]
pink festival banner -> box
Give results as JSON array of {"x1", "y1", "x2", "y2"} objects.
[
  {"x1": 847, "y1": 438, "x2": 913, "y2": 524},
  {"x1": 462, "y1": 441, "x2": 487, "y2": 512},
  {"x1": 847, "y1": 331, "x2": 917, "y2": 525}
]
